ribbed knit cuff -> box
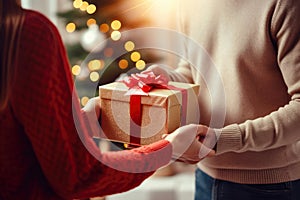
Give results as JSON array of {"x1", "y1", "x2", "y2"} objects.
[
  {"x1": 216, "y1": 124, "x2": 242, "y2": 155},
  {"x1": 147, "y1": 140, "x2": 172, "y2": 153},
  {"x1": 135, "y1": 140, "x2": 173, "y2": 170}
]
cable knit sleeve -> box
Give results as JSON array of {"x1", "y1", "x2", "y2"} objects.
[
  {"x1": 217, "y1": 0, "x2": 300, "y2": 154},
  {"x1": 11, "y1": 10, "x2": 171, "y2": 199}
]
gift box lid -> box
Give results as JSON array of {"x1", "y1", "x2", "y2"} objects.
[{"x1": 99, "y1": 81, "x2": 199, "y2": 107}]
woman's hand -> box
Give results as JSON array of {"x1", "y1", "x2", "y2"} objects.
[
  {"x1": 164, "y1": 124, "x2": 216, "y2": 164},
  {"x1": 81, "y1": 97, "x2": 101, "y2": 136}
]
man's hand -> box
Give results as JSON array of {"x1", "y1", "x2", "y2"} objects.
[
  {"x1": 142, "y1": 64, "x2": 171, "y2": 81},
  {"x1": 164, "y1": 124, "x2": 216, "y2": 164}
]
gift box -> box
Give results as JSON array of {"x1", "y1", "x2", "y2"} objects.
[{"x1": 97, "y1": 72, "x2": 200, "y2": 146}]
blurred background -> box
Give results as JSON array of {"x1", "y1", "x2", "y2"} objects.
[{"x1": 22, "y1": 0, "x2": 179, "y2": 107}]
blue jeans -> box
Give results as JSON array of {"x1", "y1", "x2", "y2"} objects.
[{"x1": 195, "y1": 168, "x2": 300, "y2": 200}]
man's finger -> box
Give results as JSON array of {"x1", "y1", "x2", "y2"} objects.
[
  {"x1": 199, "y1": 144, "x2": 215, "y2": 158},
  {"x1": 196, "y1": 125, "x2": 208, "y2": 136}
]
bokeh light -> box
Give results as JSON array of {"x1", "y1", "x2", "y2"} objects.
[
  {"x1": 87, "y1": 4, "x2": 96, "y2": 14},
  {"x1": 71, "y1": 65, "x2": 81, "y2": 76},
  {"x1": 88, "y1": 59, "x2": 103, "y2": 71},
  {"x1": 100, "y1": 23, "x2": 109, "y2": 33},
  {"x1": 118, "y1": 59, "x2": 128, "y2": 69},
  {"x1": 130, "y1": 51, "x2": 141, "y2": 62},
  {"x1": 66, "y1": 22, "x2": 76, "y2": 33},
  {"x1": 90, "y1": 71, "x2": 100, "y2": 82},
  {"x1": 80, "y1": 1, "x2": 89, "y2": 11},
  {"x1": 136, "y1": 60, "x2": 146, "y2": 70},
  {"x1": 86, "y1": 18, "x2": 96, "y2": 26},
  {"x1": 111, "y1": 20, "x2": 121, "y2": 30},
  {"x1": 73, "y1": 0, "x2": 82, "y2": 8},
  {"x1": 124, "y1": 41, "x2": 135, "y2": 51},
  {"x1": 111, "y1": 31, "x2": 121, "y2": 41}
]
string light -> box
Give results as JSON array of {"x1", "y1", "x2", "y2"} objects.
[
  {"x1": 118, "y1": 59, "x2": 128, "y2": 69},
  {"x1": 80, "y1": 1, "x2": 89, "y2": 11},
  {"x1": 71, "y1": 65, "x2": 81, "y2": 75},
  {"x1": 68, "y1": 3, "x2": 147, "y2": 88},
  {"x1": 136, "y1": 60, "x2": 146, "y2": 70},
  {"x1": 111, "y1": 31, "x2": 121, "y2": 41},
  {"x1": 90, "y1": 71, "x2": 100, "y2": 82},
  {"x1": 87, "y1": 4, "x2": 96, "y2": 14},
  {"x1": 111, "y1": 20, "x2": 121, "y2": 30},
  {"x1": 86, "y1": 18, "x2": 96, "y2": 26},
  {"x1": 124, "y1": 41, "x2": 135, "y2": 51},
  {"x1": 130, "y1": 51, "x2": 141, "y2": 62},
  {"x1": 100, "y1": 23, "x2": 110, "y2": 33},
  {"x1": 73, "y1": 0, "x2": 82, "y2": 8},
  {"x1": 73, "y1": 0, "x2": 96, "y2": 15},
  {"x1": 66, "y1": 22, "x2": 76, "y2": 33},
  {"x1": 88, "y1": 60, "x2": 103, "y2": 71},
  {"x1": 68, "y1": 3, "x2": 149, "y2": 107}
]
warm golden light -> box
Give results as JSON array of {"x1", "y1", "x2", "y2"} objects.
[
  {"x1": 88, "y1": 60, "x2": 103, "y2": 71},
  {"x1": 118, "y1": 59, "x2": 129, "y2": 69},
  {"x1": 71, "y1": 65, "x2": 81, "y2": 75},
  {"x1": 124, "y1": 41, "x2": 135, "y2": 51},
  {"x1": 81, "y1": 96, "x2": 89, "y2": 106},
  {"x1": 130, "y1": 51, "x2": 141, "y2": 62},
  {"x1": 87, "y1": 4, "x2": 96, "y2": 14},
  {"x1": 66, "y1": 22, "x2": 76, "y2": 33},
  {"x1": 111, "y1": 31, "x2": 121, "y2": 41},
  {"x1": 100, "y1": 23, "x2": 109, "y2": 33},
  {"x1": 80, "y1": 1, "x2": 89, "y2": 11},
  {"x1": 111, "y1": 20, "x2": 121, "y2": 30},
  {"x1": 90, "y1": 71, "x2": 100, "y2": 82},
  {"x1": 86, "y1": 18, "x2": 96, "y2": 26},
  {"x1": 136, "y1": 60, "x2": 146, "y2": 70},
  {"x1": 73, "y1": 0, "x2": 82, "y2": 8}
]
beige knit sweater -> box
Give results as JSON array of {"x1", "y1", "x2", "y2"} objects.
[{"x1": 168, "y1": 0, "x2": 300, "y2": 184}]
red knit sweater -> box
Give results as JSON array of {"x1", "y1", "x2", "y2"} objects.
[{"x1": 0, "y1": 10, "x2": 172, "y2": 200}]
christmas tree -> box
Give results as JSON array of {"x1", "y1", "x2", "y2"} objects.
[{"x1": 57, "y1": 0, "x2": 164, "y2": 106}]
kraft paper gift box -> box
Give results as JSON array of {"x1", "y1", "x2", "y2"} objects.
[{"x1": 97, "y1": 77, "x2": 200, "y2": 146}]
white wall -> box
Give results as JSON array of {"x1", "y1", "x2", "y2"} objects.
[
  {"x1": 21, "y1": 0, "x2": 58, "y2": 24},
  {"x1": 21, "y1": 0, "x2": 73, "y2": 41}
]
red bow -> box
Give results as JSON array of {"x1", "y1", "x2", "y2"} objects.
[{"x1": 121, "y1": 71, "x2": 169, "y2": 95}]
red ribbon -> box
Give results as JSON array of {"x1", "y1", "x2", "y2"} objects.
[
  {"x1": 129, "y1": 95, "x2": 142, "y2": 145},
  {"x1": 121, "y1": 71, "x2": 187, "y2": 145}
]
